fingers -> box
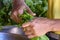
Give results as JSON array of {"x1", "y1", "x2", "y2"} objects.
[
  {"x1": 18, "y1": 5, "x2": 25, "y2": 15},
  {"x1": 24, "y1": 27, "x2": 34, "y2": 35},
  {"x1": 10, "y1": 11, "x2": 21, "y2": 23},
  {"x1": 30, "y1": 13, "x2": 36, "y2": 16},
  {"x1": 18, "y1": 9, "x2": 23, "y2": 15},
  {"x1": 25, "y1": 28, "x2": 36, "y2": 38},
  {"x1": 25, "y1": 4, "x2": 36, "y2": 16},
  {"x1": 22, "y1": 22, "x2": 31, "y2": 27},
  {"x1": 28, "y1": 34, "x2": 37, "y2": 38},
  {"x1": 23, "y1": 25, "x2": 36, "y2": 38},
  {"x1": 22, "y1": 22, "x2": 37, "y2": 38}
]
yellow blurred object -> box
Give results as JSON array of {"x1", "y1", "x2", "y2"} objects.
[
  {"x1": 54, "y1": 32, "x2": 60, "y2": 34},
  {"x1": 48, "y1": 0, "x2": 60, "y2": 34}
]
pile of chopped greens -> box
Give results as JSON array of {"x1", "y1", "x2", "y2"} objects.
[{"x1": 18, "y1": 11, "x2": 34, "y2": 26}]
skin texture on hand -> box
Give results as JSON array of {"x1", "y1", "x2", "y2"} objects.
[
  {"x1": 50, "y1": 19, "x2": 60, "y2": 32},
  {"x1": 22, "y1": 17, "x2": 53, "y2": 38},
  {"x1": 10, "y1": 0, "x2": 36, "y2": 23}
]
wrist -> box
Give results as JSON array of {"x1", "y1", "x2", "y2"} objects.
[
  {"x1": 49, "y1": 19, "x2": 60, "y2": 32},
  {"x1": 48, "y1": 19, "x2": 56, "y2": 32}
]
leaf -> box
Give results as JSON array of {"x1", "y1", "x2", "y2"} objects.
[{"x1": 30, "y1": 35, "x2": 49, "y2": 40}]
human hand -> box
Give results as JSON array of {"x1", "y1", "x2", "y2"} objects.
[
  {"x1": 10, "y1": 0, "x2": 36, "y2": 23},
  {"x1": 22, "y1": 17, "x2": 53, "y2": 38}
]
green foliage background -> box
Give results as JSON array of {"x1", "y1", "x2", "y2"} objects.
[{"x1": 0, "y1": 0, "x2": 48, "y2": 26}]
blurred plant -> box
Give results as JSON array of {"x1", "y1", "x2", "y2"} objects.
[
  {"x1": 0, "y1": 0, "x2": 16, "y2": 26},
  {"x1": 25, "y1": 0, "x2": 48, "y2": 17},
  {"x1": 30, "y1": 35, "x2": 49, "y2": 40}
]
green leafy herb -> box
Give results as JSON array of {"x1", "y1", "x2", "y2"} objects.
[
  {"x1": 30, "y1": 35, "x2": 49, "y2": 40},
  {"x1": 18, "y1": 11, "x2": 34, "y2": 26}
]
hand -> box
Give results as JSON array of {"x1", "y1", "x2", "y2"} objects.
[
  {"x1": 22, "y1": 17, "x2": 53, "y2": 38},
  {"x1": 10, "y1": 0, "x2": 36, "y2": 23}
]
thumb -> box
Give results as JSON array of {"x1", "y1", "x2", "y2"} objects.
[{"x1": 22, "y1": 22, "x2": 31, "y2": 28}]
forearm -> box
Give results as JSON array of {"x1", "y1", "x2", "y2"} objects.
[{"x1": 51, "y1": 19, "x2": 60, "y2": 32}]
